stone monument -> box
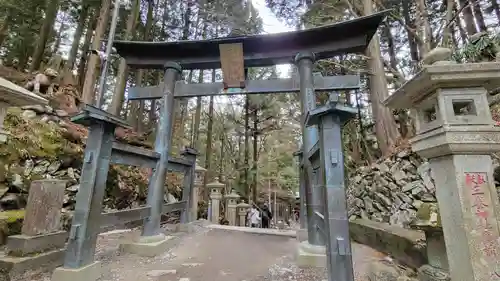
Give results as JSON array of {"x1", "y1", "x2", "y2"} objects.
[
  {"x1": 0, "y1": 180, "x2": 67, "y2": 278},
  {"x1": 0, "y1": 77, "x2": 48, "y2": 142},
  {"x1": 224, "y1": 189, "x2": 240, "y2": 226},
  {"x1": 384, "y1": 47, "x2": 500, "y2": 281},
  {"x1": 207, "y1": 179, "x2": 224, "y2": 223}
]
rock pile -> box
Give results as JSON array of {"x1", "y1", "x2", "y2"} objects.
[
  {"x1": 347, "y1": 150, "x2": 437, "y2": 228},
  {"x1": 347, "y1": 149, "x2": 500, "y2": 228},
  {"x1": 0, "y1": 103, "x2": 169, "y2": 234}
]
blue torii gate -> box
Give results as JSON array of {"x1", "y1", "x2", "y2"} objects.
[{"x1": 52, "y1": 11, "x2": 388, "y2": 281}]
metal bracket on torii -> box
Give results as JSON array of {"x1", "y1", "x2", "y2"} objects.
[{"x1": 127, "y1": 73, "x2": 361, "y2": 100}]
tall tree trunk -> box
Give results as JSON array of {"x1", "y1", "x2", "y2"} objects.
[
  {"x1": 135, "y1": 0, "x2": 154, "y2": 133},
  {"x1": 81, "y1": 0, "x2": 111, "y2": 105},
  {"x1": 454, "y1": 3, "x2": 469, "y2": 44},
  {"x1": 219, "y1": 127, "x2": 225, "y2": 181},
  {"x1": 190, "y1": 21, "x2": 208, "y2": 148},
  {"x1": 472, "y1": 0, "x2": 487, "y2": 31},
  {"x1": 458, "y1": 0, "x2": 478, "y2": 36},
  {"x1": 129, "y1": 69, "x2": 144, "y2": 130},
  {"x1": 65, "y1": 4, "x2": 89, "y2": 72},
  {"x1": 0, "y1": 12, "x2": 12, "y2": 48},
  {"x1": 192, "y1": 71, "x2": 204, "y2": 149},
  {"x1": 78, "y1": 13, "x2": 97, "y2": 91},
  {"x1": 236, "y1": 133, "x2": 242, "y2": 189},
  {"x1": 364, "y1": 0, "x2": 400, "y2": 155},
  {"x1": 172, "y1": 1, "x2": 194, "y2": 149},
  {"x1": 244, "y1": 94, "x2": 250, "y2": 199},
  {"x1": 252, "y1": 107, "x2": 258, "y2": 203},
  {"x1": 30, "y1": 0, "x2": 61, "y2": 72},
  {"x1": 382, "y1": 21, "x2": 399, "y2": 85},
  {"x1": 52, "y1": 13, "x2": 66, "y2": 54},
  {"x1": 203, "y1": 70, "x2": 216, "y2": 201},
  {"x1": 402, "y1": 1, "x2": 419, "y2": 62},
  {"x1": 442, "y1": 0, "x2": 455, "y2": 47},
  {"x1": 172, "y1": 70, "x2": 193, "y2": 151},
  {"x1": 110, "y1": 0, "x2": 140, "y2": 115},
  {"x1": 490, "y1": 0, "x2": 500, "y2": 22},
  {"x1": 415, "y1": 0, "x2": 432, "y2": 55}
]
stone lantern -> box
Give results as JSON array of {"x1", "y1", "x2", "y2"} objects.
[
  {"x1": 384, "y1": 47, "x2": 500, "y2": 281},
  {"x1": 0, "y1": 77, "x2": 48, "y2": 142},
  {"x1": 207, "y1": 179, "x2": 224, "y2": 223},
  {"x1": 224, "y1": 189, "x2": 240, "y2": 226},
  {"x1": 193, "y1": 162, "x2": 206, "y2": 220},
  {"x1": 236, "y1": 200, "x2": 251, "y2": 226},
  {"x1": 411, "y1": 203, "x2": 450, "y2": 281}
]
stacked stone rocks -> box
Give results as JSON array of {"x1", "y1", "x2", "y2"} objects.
[
  {"x1": 1, "y1": 105, "x2": 155, "y2": 225},
  {"x1": 347, "y1": 150, "x2": 438, "y2": 228},
  {"x1": 347, "y1": 149, "x2": 500, "y2": 228}
]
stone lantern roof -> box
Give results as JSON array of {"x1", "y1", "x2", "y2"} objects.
[
  {"x1": 237, "y1": 200, "x2": 250, "y2": 208},
  {"x1": 225, "y1": 189, "x2": 240, "y2": 200},
  {"x1": 194, "y1": 161, "x2": 207, "y2": 172},
  {"x1": 206, "y1": 179, "x2": 224, "y2": 189}
]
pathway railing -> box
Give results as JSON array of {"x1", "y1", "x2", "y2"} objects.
[{"x1": 60, "y1": 103, "x2": 196, "y2": 270}]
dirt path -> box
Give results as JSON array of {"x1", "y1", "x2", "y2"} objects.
[{"x1": 15, "y1": 223, "x2": 388, "y2": 281}]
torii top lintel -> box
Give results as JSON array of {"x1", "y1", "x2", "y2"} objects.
[{"x1": 113, "y1": 11, "x2": 389, "y2": 70}]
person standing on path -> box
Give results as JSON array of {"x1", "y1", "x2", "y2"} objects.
[
  {"x1": 261, "y1": 204, "x2": 273, "y2": 228},
  {"x1": 248, "y1": 205, "x2": 261, "y2": 228}
]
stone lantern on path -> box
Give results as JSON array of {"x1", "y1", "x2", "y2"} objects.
[
  {"x1": 237, "y1": 200, "x2": 251, "y2": 226},
  {"x1": 383, "y1": 47, "x2": 500, "y2": 281},
  {"x1": 193, "y1": 162, "x2": 206, "y2": 220},
  {"x1": 224, "y1": 189, "x2": 240, "y2": 226},
  {"x1": 207, "y1": 179, "x2": 224, "y2": 223},
  {"x1": 0, "y1": 77, "x2": 48, "y2": 142}
]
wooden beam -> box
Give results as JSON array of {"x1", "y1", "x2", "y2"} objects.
[{"x1": 127, "y1": 75, "x2": 360, "y2": 100}]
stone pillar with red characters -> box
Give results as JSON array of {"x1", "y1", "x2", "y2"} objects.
[{"x1": 384, "y1": 47, "x2": 500, "y2": 281}]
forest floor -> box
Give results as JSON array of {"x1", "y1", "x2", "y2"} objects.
[{"x1": 14, "y1": 222, "x2": 390, "y2": 281}]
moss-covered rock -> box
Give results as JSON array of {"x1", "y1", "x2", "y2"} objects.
[
  {"x1": 0, "y1": 210, "x2": 25, "y2": 245},
  {"x1": 1, "y1": 107, "x2": 83, "y2": 164}
]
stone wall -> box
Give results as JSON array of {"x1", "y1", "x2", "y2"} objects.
[
  {"x1": 347, "y1": 149, "x2": 500, "y2": 228},
  {"x1": 0, "y1": 103, "x2": 180, "y2": 238},
  {"x1": 347, "y1": 150, "x2": 438, "y2": 228}
]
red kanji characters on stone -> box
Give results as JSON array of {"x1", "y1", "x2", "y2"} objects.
[
  {"x1": 482, "y1": 238, "x2": 498, "y2": 257},
  {"x1": 465, "y1": 172, "x2": 487, "y2": 186},
  {"x1": 473, "y1": 195, "x2": 489, "y2": 212},
  {"x1": 465, "y1": 173, "x2": 476, "y2": 185}
]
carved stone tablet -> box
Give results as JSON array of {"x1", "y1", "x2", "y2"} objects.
[{"x1": 21, "y1": 180, "x2": 66, "y2": 236}]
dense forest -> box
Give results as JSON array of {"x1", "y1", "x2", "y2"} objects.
[{"x1": 0, "y1": 0, "x2": 499, "y2": 205}]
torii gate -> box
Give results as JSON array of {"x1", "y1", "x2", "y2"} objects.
[{"x1": 111, "y1": 11, "x2": 386, "y2": 281}]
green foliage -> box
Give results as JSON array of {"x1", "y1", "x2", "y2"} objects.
[{"x1": 453, "y1": 33, "x2": 500, "y2": 63}]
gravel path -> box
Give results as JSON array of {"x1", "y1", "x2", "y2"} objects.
[{"x1": 13, "y1": 223, "x2": 388, "y2": 281}]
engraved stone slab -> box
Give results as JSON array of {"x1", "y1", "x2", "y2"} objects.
[
  {"x1": 462, "y1": 172, "x2": 500, "y2": 280},
  {"x1": 21, "y1": 180, "x2": 66, "y2": 236},
  {"x1": 7, "y1": 231, "x2": 68, "y2": 256}
]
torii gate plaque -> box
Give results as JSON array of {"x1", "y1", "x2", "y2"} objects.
[{"x1": 113, "y1": 11, "x2": 388, "y2": 281}]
